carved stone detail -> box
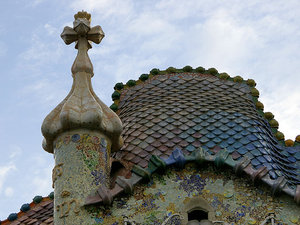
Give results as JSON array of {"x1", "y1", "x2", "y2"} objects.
[
  {"x1": 52, "y1": 163, "x2": 63, "y2": 188},
  {"x1": 56, "y1": 199, "x2": 80, "y2": 218},
  {"x1": 41, "y1": 11, "x2": 123, "y2": 154}
]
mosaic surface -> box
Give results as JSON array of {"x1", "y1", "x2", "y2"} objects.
[
  {"x1": 115, "y1": 73, "x2": 300, "y2": 188},
  {"x1": 53, "y1": 130, "x2": 111, "y2": 225},
  {"x1": 88, "y1": 164, "x2": 300, "y2": 225}
]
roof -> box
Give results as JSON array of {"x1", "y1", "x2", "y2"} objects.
[
  {"x1": 3, "y1": 66, "x2": 300, "y2": 223},
  {"x1": 1, "y1": 195, "x2": 53, "y2": 225},
  {"x1": 112, "y1": 67, "x2": 300, "y2": 189}
]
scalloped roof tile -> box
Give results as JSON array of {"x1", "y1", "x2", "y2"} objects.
[{"x1": 114, "y1": 71, "x2": 300, "y2": 188}]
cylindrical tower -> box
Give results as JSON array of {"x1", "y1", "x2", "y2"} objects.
[{"x1": 41, "y1": 11, "x2": 123, "y2": 225}]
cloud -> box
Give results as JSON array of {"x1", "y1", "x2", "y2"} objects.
[
  {"x1": 32, "y1": 164, "x2": 53, "y2": 195},
  {"x1": 70, "y1": 0, "x2": 134, "y2": 19},
  {"x1": 4, "y1": 187, "x2": 14, "y2": 197},
  {"x1": 9, "y1": 145, "x2": 23, "y2": 159},
  {"x1": 0, "y1": 164, "x2": 16, "y2": 193}
]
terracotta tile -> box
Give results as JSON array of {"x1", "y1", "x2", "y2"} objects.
[{"x1": 27, "y1": 219, "x2": 38, "y2": 224}]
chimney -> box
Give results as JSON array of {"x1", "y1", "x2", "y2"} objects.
[{"x1": 41, "y1": 11, "x2": 123, "y2": 225}]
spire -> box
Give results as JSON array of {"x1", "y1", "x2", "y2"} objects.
[{"x1": 41, "y1": 11, "x2": 123, "y2": 153}]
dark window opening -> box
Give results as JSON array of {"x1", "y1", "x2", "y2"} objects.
[{"x1": 188, "y1": 209, "x2": 208, "y2": 222}]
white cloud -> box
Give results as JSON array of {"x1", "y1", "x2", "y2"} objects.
[
  {"x1": 32, "y1": 165, "x2": 53, "y2": 195},
  {"x1": 0, "y1": 164, "x2": 16, "y2": 193},
  {"x1": 70, "y1": 0, "x2": 134, "y2": 19},
  {"x1": 4, "y1": 187, "x2": 14, "y2": 197},
  {"x1": 9, "y1": 145, "x2": 23, "y2": 159},
  {"x1": 44, "y1": 24, "x2": 58, "y2": 36}
]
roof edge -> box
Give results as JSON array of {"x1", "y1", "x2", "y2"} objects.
[
  {"x1": 0, "y1": 192, "x2": 54, "y2": 224},
  {"x1": 85, "y1": 148, "x2": 300, "y2": 207}
]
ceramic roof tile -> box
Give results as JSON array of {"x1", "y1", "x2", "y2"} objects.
[
  {"x1": 116, "y1": 72, "x2": 300, "y2": 188},
  {"x1": 3, "y1": 199, "x2": 54, "y2": 225}
]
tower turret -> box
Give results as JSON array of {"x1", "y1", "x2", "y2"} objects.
[{"x1": 41, "y1": 11, "x2": 123, "y2": 225}]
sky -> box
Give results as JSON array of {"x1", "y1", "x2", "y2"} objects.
[{"x1": 1, "y1": 0, "x2": 300, "y2": 219}]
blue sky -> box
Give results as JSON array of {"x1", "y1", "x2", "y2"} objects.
[{"x1": 1, "y1": 0, "x2": 300, "y2": 219}]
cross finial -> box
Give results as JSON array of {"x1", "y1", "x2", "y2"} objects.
[{"x1": 60, "y1": 11, "x2": 105, "y2": 75}]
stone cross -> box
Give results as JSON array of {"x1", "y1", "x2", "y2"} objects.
[{"x1": 61, "y1": 10, "x2": 105, "y2": 76}]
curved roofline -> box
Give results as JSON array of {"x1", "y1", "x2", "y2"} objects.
[{"x1": 109, "y1": 66, "x2": 300, "y2": 146}]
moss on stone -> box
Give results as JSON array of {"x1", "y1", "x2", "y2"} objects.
[{"x1": 295, "y1": 135, "x2": 300, "y2": 143}]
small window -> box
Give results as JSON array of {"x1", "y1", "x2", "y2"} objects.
[{"x1": 188, "y1": 209, "x2": 208, "y2": 222}]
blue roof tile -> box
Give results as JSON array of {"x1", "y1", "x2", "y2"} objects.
[
  {"x1": 237, "y1": 147, "x2": 248, "y2": 155},
  {"x1": 264, "y1": 155, "x2": 272, "y2": 163},
  {"x1": 227, "y1": 121, "x2": 236, "y2": 128},
  {"x1": 241, "y1": 130, "x2": 250, "y2": 136},
  {"x1": 219, "y1": 141, "x2": 229, "y2": 148},
  {"x1": 269, "y1": 170, "x2": 277, "y2": 180},
  {"x1": 219, "y1": 133, "x2": 229, "y2": 139},
  {"x1": 219, "y1": 125, "x2": 229, "y2": 131},
  {"x1": 288, "y1": 156, "x2": 297, "y2": 163},
  {"x1": 245, "y1": 143, "x2": 255, "y2": 151},
  {"x1": 247, "y1": 134, "x2": 258, "y2": 141},
  {"x1": 206, "y1": 141, "x2": 216, "y2": 148},
  {"x1": 251, "y1": 158, "x2": 260, "y2": 167},
  {"x1": 212, "y1": 128, "x2": 222, "y2": 135},
  {"x1": 219, "y1": 117, "x2": 229, "y2": 123},
  {"x1": 219, "y1": 111, "x2": 229, "y2": 116},
  {"x1": 240, "y1": 137, "x2": 251, "y2": 145},
  {"x1": 206, "y1": 133, "x2": 216, "y2": 139},
  {"x1": 186, "y1": 145, "x2": 196, "y2": 152},
  {"x1": 212, "y1": 137, "x2": 222, "y2": 144},
  {"x1": 227, "y1": 137, "x2": 235, "y2": 145},
  {"x1": 251, "y1": 149, "x2": 262, "y2": 157},
  {"x1": 213, "y1": 114, "x2": 222, "y2": 120},
  {"x1": 233, "y1": 133, "x2": 243, "y2": 140},
  {"x1": 294, "y1": 152, "x2": 300, "y2": 160},
  {"x1": 226, "y1": 129, "x2": 237, "y2": 136},
  {"x1": 200, "y1": 136, "x2": 209, "y2": 143},
  {"x1": 227, "y1": 146, "x2": 235, "y2": 153},
  {"x1": 233, "y1": 125, "x2": 243, "y2": 132},
  {"x1": 257, "y1": 156, "x2": 267, "y2": 163},
  {"x1": 233, "y1": 142, "x2": 243, "y2": 149},
  {"x1": 213, "y1": 121, "x2": 223, "y2": 128},
  {"x1": 199, "y1": 129, "x2": 209, "y2": 135},
  {"x1": 207, "y1": 125, "x2": 215, "y2": 131},
  {"x1": 253, "y1": 141, "x2": 263, "y2": 148}
]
